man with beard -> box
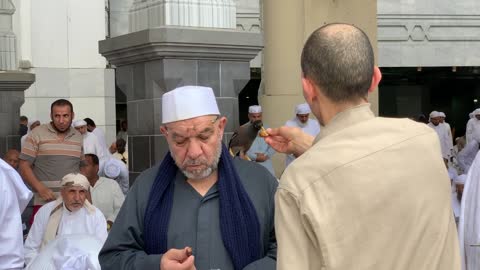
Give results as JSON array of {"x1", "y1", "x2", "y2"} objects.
[
  {"x1": 19, "y1": 99, "x2": 83, "y2": 222},
  {"x1": 284, "y1": 103, "x2": 320, "y2": 167},
  {"x1": 99, "y1": 86, "x2": 278, "y2": 270},
  {"x1": 24, "y1": 173, "x2": 107, "y2": 267}
]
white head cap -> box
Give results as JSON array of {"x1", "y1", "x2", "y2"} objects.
[
  {"x1": 438, "y1": 112, "x2": 446, "y2": 118},
  {"x1": 162, "y1": 86, "x2": 220, "y2": 124},
  {"x1": 104, "y1": 159, "x2": 122, "y2": 179},
  {"x1": 61, "y1": 173, "x2": 90, "y2": 190},
  {"x1": 474, "y1": 108, "x2": 480, "y2": 117},
  {"x1": 295, "y1": 103, "x2": 311, "y2": 115},
  {"x1": 73, "y1": 120, "x2": 87, "y2": 128},
  {"x1": 248, "y1": 105, "x2": 262, "y2": 114},
  {"x1": 429, "y1": 111, "x2": 440, "y2": 118},
  {"x1": 470, "y1": 112, "x2": 474, "y2": 118}
]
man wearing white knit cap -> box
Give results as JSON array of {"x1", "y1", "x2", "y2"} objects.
[
  {"x1": 466, "y1": 108, "x2": 480, "y2": 143},
  {"x1": 240, "y1": 105, "x2": 276, "y2": 175},
  {"x1": 428, "y1": 111, "x2": 453, "y2": 160},
  {"x1": 73, "y1": 119, "x2": 106, "y2": 159},
  {"x1": 100, "y1": 86, "x2": 278, "y2": 270},
  {"x1": 438, "y1": 112, "x2": 454, "y2": 156},
  {"x1": 284, "y1": 103, "x2": 320, "y2": 167},
  {"x1": 24, "y1": 173, "x2": 108, "y2": 267}
]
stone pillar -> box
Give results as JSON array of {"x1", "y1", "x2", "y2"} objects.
[
  {"x1": 0, "y1": 72, "x2": 35, "y2": 155},
  {"x1": 0, "y1": 0, "x2": 35, "y2": 156},
  {"x1": 261, "y1": 0, "x2": 378, "y2": 176},
  {"x1": 99, "y1": 27, "x2": 262, "y2": 182},
  {"x1": 0, "y1": 0, "x2": 16, "y2": 70}
]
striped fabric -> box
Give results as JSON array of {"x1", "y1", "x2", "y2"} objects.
[{"x1": 20, "y1": 123, "x2": 83, "y2": 205}]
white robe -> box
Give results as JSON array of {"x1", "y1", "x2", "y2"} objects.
[
  {"x1": 83, "y1": 132, "x2": 106, "y2": 159},
  {"x1": 428, "y1": 122, "x2": 453, "y2": 159},
  {"x1": 284, "y1": 118, "x2": 321, "y2": 167},
  {"x1": 466, "y1": 118, "x2": 480, "y2": 144},
  {"x1": 92, "y1": 128, "x2": 108, "y2": 155},
  {"x1": 459, "y1": 151, "x2": 480, "y2": 270},
  {"x1": 24, "y1": 202, "x2": 107, "y2": 266},
  {"x1": 443, "y1": 122, "x2": 454, "y2": 155},
  {"x1": 0, "y1": 159, "x2": 33, "y2": 270},
  {"x1": 91, "y1": 177, "x2": 125, "y2": 222},
  {"x1": 458, "y1": 141, "x2": 479, "y2": 174}
]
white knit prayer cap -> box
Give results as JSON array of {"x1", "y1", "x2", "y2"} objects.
[
  {"x1": 73, "y1": 120, "x2": 87, "y2": 128},
  {"x1": 162, "y1": 86, "x2": 220, "y2": 124},
  {"x1": 295, "y1": 103, "x2": 311, "y2": 115},
  {"x1": 248, "y1": 105, "x2": 262, "y2": 114}
]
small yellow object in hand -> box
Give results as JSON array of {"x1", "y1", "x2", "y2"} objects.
[{"x1": 259, "y1": 126, "x2": 269, "y2": 137}]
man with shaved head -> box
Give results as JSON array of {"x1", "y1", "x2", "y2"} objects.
[{"x1": 265, "y1": 23, "x2": 460, "y2": 270}]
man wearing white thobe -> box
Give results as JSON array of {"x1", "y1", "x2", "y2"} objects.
[
  {"x1": 459, "y1": 151, "x2": 480, "y2": 270},
  {"x1": 81, "y1": 154, "x2": 124, "y2": 229},
  {"x1": 0, "y1": 159, "x2": 33, "y2": 270},
  {"x1": 466, "y1": 109, "x2": 480, "y2": 144},
  {"x1": 243, "y1": 105, "x2": 276, "y2": 176},
  {"x1": 284, "y1": 103, "x2": 321, "y2": 167},
  {"x1": 24, "y1": 173, "x2": 107, "y2": 266},
  {"x1": 73, "y1": 120, "x2": 106, "y2": 159},
  {"x1": 439, "y1": 112, "x2": 454, "y2": 157},
  {"x1": 428, "y1": 111, "x2": 453, "y2": 160}
]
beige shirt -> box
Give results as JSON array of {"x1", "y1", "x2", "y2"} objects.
[{"x1": 276, "y1": 104, "x2": 461, "y2": 270}]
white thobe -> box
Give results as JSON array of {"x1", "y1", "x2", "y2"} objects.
[
  {"x1": 428, "y1": 122, "x2": 453, "y2": 159},
  {"x1": 83, "y1": 132, "x2": 106, "y2": 159},
  {"x1": 24, "y1": 202, "x2": 107, "y2": 266},
  {"x1": 466, "y1": 118, "x2": 480, "y2": 144},
  {"x1": 0, "y1": 159, "x2": 33, "y2": 270},
  {"x1": 91, "y1": 177, "x2": 125, "y2": 222},
  {"x1": 443, "y1": 122, "x2": 454, "y2": 154},
  {"x1": 458, "y1": 140, "x2": 479, "y2": 174},
  {"x1": 459, "y1": 151, "x2": 480, "y2": 270},
  {"x1": 92, "y1": 128, "x2": 108, "y2": 155},
  {"x1": 284, "y1": 118, "x2": 321, "y2": 167}
]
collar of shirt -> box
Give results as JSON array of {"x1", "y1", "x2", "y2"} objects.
[
  {"x1": 315, "y1": 103, "x2": 374, "y2": 143},
  {"x1": 175, "y1": 171, "x2": 219, "y2": 202},
  {"x1": 47, "y1": 122, "x2": 77, "y2": 139},
  {"x1": 91, "y1": 176, "x2": 105, "y2": 190}
]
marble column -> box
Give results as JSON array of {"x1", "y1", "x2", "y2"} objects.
[
  {"x1": 0, "y1": 0, "x2": 35, "y2": 156},
  {"x1": 261, "y1": 0, "x2": 378, "y2": 176},
  {"x1": 99, "y1": 27, "x2": 262, "y2": 182}
]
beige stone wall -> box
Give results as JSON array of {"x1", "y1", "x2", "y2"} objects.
[{"x1": 261, "y1": 0, "x2": 378, "y2": 177}]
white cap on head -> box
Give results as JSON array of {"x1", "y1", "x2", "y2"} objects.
[
  {"x1": 474, "y1": 108, "x2": 480, "y2": 116},
  {"x1": 248, "y1": 105, "x2": 262, "y2": 114},
  {"x1": 73, "y1": 120, "x2": 87, "y2": 128},
  {"x1": 162, "y1": 86, "x2": 220, "y2": 124},
  {"x1": 295, "y1": 103, "x2": 311, "y2": 115},
  {"x1": 470, "y1": 112, "x2": 474, "y2": 118},
  {"x1": 439, "y1": 112, "x2": 446, "y2": 118},
  {"x1": 429, "y1": 111, "x2": 440, "y2": 118},
  {"x1": 104, "y1": 159, "x2": 122, "y2": 179},
  {"x1": 61, "y1": 173, "x2": 90, "y2": 190}
]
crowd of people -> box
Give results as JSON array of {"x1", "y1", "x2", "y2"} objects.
[{"x1": 0, "y1": 23, "x2": 472, "y2": 270}]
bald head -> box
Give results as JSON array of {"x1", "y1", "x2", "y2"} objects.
[
  {"x1": 301, "y1": 23, "x2": 375, "y2": 103},
  {"x1": 3, "y1": 149, "x2": 19, "y2": 169}
]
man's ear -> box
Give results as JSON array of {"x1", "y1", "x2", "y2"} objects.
[
  {"x1": 160, "y1": 125, "x2": 168, "y2": 135},
  {"x1": 302, "y1": 76, "x2": 317, "y2": 104},
  {"x1": 368, "y1": 66, "x2": 382, "y2": 93},
  {"x1": 218, "y1": 116, "x2": 228, "y2": 133}
]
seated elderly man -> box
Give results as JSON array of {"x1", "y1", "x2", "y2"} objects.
[
  {"x1": 99, "y1": 86, "x2": 278, "y2": 270},
  {"x1": 24, "y1": 173, "x2": 108, "y2": 266},
  {"x1": 80, "y1": 153, "x2": 125, "y2": 230}
]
